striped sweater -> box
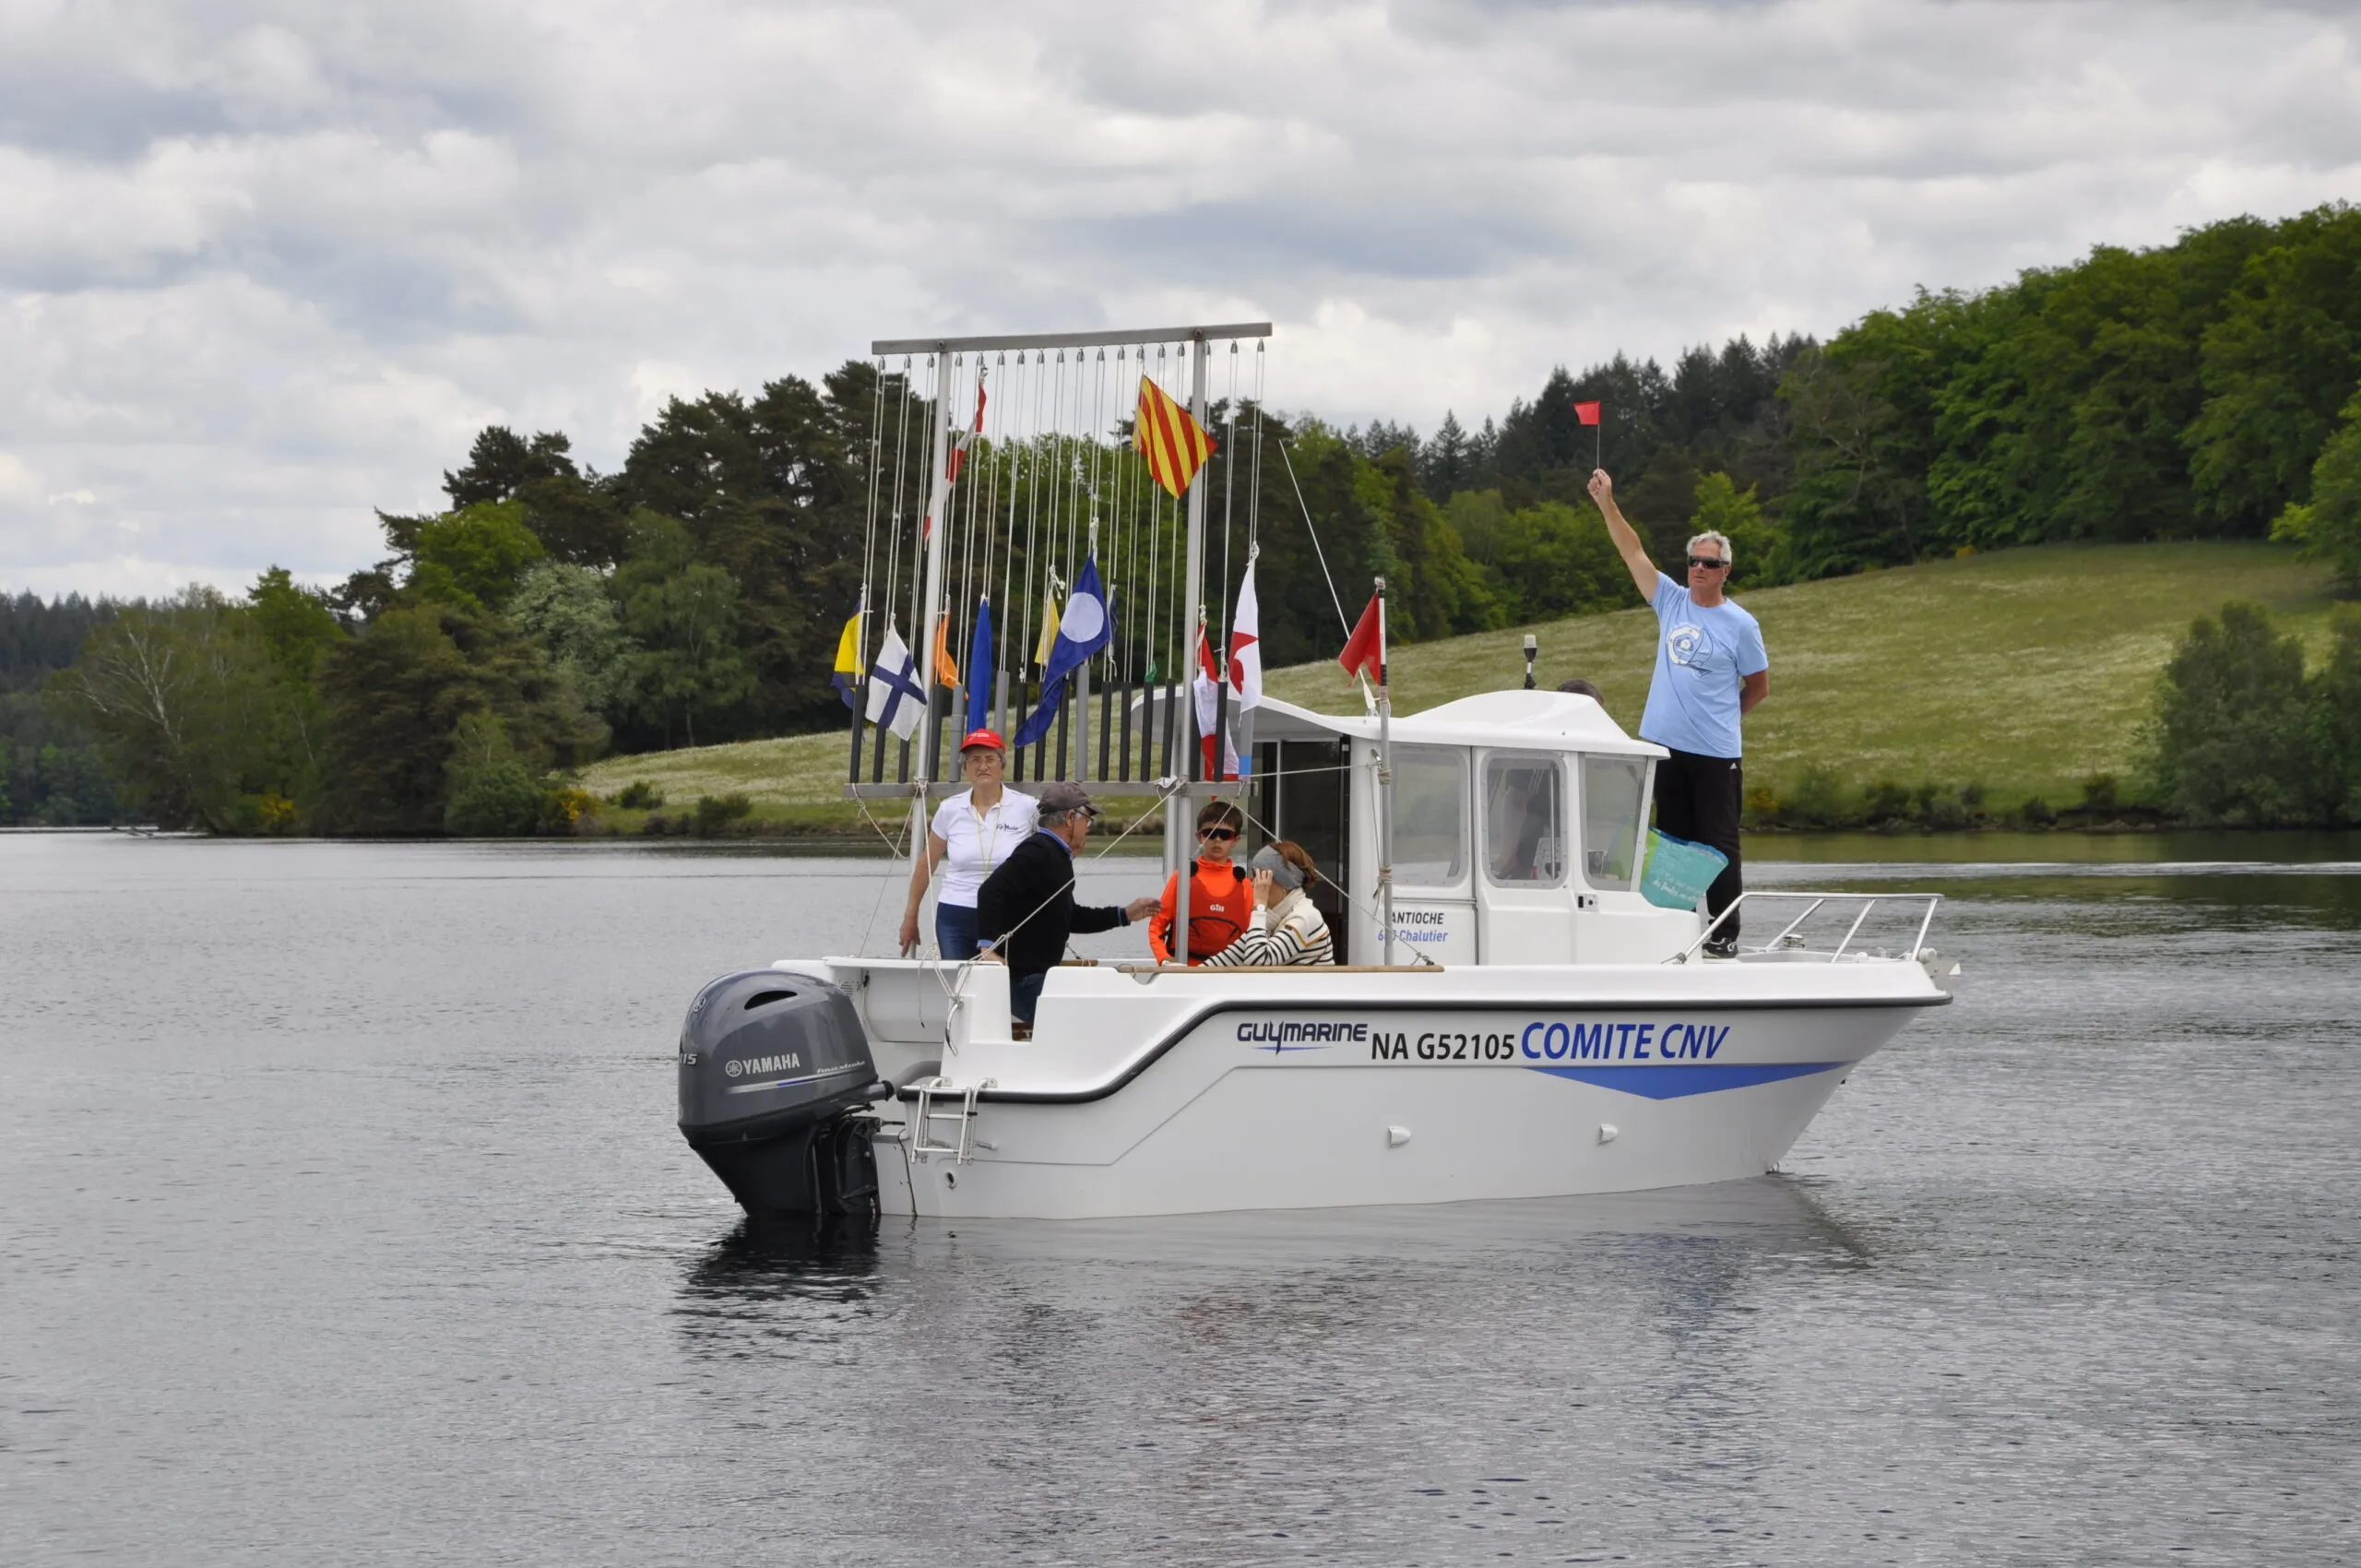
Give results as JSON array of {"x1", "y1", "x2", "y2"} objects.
[{"x1": 1204, "y1": 889, "x2": 1335, "y2": 967}]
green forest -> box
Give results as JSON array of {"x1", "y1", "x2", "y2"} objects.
[{"x1": 8, "y1": 202, "x2": 2361, "y2": 834}]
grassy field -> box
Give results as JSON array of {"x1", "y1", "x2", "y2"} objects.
[
  {"x1": 1269, "y1": 540, "x2": 2339, "y2": 805},
  {"x1": 582, "y1": 541, "x2": 2340, "y2": 827}
]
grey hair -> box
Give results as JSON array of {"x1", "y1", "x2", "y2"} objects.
[{"x1": 1687, "y1": 529, "x2": 1734, "y2": 567}]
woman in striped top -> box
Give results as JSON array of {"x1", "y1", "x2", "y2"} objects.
[{"x1": 1205, "y1": 841, "x2": 1335, "y2": 968}]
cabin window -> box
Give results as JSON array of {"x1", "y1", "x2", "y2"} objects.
[
  {"x1": 1392, "y1": 745, "x2": 1466, "y2": 885},
  {"x1": 1581, "y1": 755, "x2": 1646, "y2": 890},
  {"x1": 1482, "y1": 754, "x2": 1565, "y2": 885}
]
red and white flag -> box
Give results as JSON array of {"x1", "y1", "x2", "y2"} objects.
[
  {"x1": 1192, "y1": 623, "x2": 1235, "y2": 780},
  {"x1": 946, "y1": 376, "x2": 988, "y2": 485},
  {"x1": 926, "y1": 376, "x2": 990, "y2": 539},
  {"x1": 1227, "y1": 555, "x2": 1261, "y2": 779}
]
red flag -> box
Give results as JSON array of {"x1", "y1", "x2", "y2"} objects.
[
  {"x1": 1573, "y1": 400, "x2": 1601, "y2": 426},
  {"x1": 1338, "y1": 591, "x2": 1384, "y2": 682}
]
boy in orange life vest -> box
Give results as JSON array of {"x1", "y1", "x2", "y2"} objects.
[{"x1": 1147, "y1": 800, "x2": 1252, "y2": 964}]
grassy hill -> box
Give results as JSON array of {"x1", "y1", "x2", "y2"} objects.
[{"x1": 582, "y1": 541, "x2": 2341, "y2": 829}]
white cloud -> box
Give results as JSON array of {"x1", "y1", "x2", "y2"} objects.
[{"x1": 3, "y1": 0, "x2": 2358, "y2": 593}]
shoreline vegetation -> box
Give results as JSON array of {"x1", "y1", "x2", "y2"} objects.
[
  {"x1": 8, "y1": 202, "x2": 2361, "y2": 837},
  {"x1": 562, "y1": 539, "x2": 2352, "y2": 844}
]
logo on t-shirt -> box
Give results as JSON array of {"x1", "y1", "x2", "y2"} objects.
[{"x1": 1666, "y1": 622, "x2": 1710, "y2": 668}]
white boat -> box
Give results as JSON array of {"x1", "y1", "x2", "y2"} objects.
[
  {"x1": 675, "y1": 322, "x2": 1952, "y2": 1221},
  {"x1": 676, "y1": 689, "x2": 1956, "y2": 1220}
]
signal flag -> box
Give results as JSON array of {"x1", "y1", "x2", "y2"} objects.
[
  {"x1": 1338, "y1": 590, "x2": 1384, "y2": 683},
  {"x1": 1136, "y1": 376, "x2": 1217, "y2": 499}
]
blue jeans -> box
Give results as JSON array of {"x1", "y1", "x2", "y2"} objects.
[
  {"x1": 1009, "y1": 968, "x2": 1047, "y2": 1025},
  {"x1": 935, "y1": 903, "x2": 981, "y2": 960}
]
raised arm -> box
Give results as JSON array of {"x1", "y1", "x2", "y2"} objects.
[{"x1": 1587, "y1": 469, "x2": 1658, "y2": 602}]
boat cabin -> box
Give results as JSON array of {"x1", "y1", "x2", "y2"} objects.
[{"x1": 1242, "y1": 687, "x2": 1699, "y2": 967}]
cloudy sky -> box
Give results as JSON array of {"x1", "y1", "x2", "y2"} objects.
[{"x1": 4, "y1": 0, "x2": 2357, "y2": 598}]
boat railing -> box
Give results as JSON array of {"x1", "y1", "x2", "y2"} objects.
[{"x1": 1667, "y1": 890, "x2": 1943, "y2": 966}]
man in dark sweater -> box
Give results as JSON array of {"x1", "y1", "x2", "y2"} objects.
[{"x1": 975, "y1": 782, "x2": 1158, "y2": 1030}]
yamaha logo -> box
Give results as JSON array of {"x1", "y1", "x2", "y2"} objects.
[{"x1": 722, "y1": 1052, "x2": 801, "y2": 1081}]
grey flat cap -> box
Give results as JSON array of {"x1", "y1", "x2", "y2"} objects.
[{"x1": 1035, "y1": 781, "x2": 1102, "y2": 818}]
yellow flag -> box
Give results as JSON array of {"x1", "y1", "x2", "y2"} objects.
[
  {"x1": 833, "y1": 611, "x2": 861, "y2": 677},
  {"x1": 1033, "y1": 587, "x2": 1061, "y2": 669},
  {"x1": 1135, "y1": 375, "x2": 1216, "y2": 499},
  {"x1": 831, "y1": 608, "x2": 862, "y2": 709}
]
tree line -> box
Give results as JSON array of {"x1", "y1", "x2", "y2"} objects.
[{"x1": 11, "y1": 200, "x2": 2359, "y2": 833}]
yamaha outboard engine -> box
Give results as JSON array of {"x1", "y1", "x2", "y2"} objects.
[{"x1": 677, "y1": 971, "x2": 890, "y2": 1218}]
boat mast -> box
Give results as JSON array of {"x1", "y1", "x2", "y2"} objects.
[
  {"x1": 1376, "y1": 576, "x2": 1394, "y2": 966},
  {"x1": 911, "y1": 358, "x2": 956, "y2": 858},
  {"x1": 1171, "y1": 334, "x2": 1211, "y2": 962},
  {"x1": 1075, "y1": 517, "x2": 1096, "y2": 781}
]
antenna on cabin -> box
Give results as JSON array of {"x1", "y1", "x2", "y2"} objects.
[{"x1": 1523, "y1": 634, "x2": 1537, "y2": 691}]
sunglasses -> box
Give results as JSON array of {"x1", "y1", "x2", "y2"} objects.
[
  {"x1": 1686, "y1": 555, "x2": 1729, "y2": 571},
  {"x1": 1198, "y1": 827, "x2": 1238, "y2": 841}
]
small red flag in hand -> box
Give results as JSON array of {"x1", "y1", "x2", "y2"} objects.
[
  {"x1": 1573, "y1": 400, "x2": 1601, "y2": 426},
  {"x1": 1338, "y1": 591, "x2": 1384, "y2": 681}
]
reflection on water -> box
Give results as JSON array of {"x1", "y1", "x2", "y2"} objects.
[
  {"x1": 1747, "y1": 827, "x2": 2361, "y2": 865},
  {"x1": 4, "y1": 833, "x2": 2357, "y2": 1564}
]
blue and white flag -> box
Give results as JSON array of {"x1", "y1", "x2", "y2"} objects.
[
  {"x1": 966, "y1": 598, "x2": 994, "y2": 735},
  {"x1": 865, "y1": 624, "x2": 924, "y2": 741},
  {"x1": 1012, "y1": 555, "x2": 1110, "y2": 749}
]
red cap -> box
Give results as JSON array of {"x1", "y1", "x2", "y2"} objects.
[{"x1": 958, "y1": 728, "x2": 1007, "y2": 753}]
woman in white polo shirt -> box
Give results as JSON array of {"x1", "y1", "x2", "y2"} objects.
[{"x1": 897, "y1": 728, "x2": 1038, "y2": 959}]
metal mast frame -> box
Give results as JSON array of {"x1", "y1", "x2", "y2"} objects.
[{"x1": 848, "y1": 322, "x2": 1272, "y2": 955}]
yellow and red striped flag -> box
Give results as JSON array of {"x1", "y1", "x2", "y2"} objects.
[{"x1": 1135, "y1": 375, "x2": 1217, "y2": 499}]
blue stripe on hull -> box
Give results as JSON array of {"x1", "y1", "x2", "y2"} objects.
[{"x1": 1528, "y1": 1061, "x2": 1845, "y2": 1099}]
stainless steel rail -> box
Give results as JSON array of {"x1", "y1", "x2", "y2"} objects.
[
  {"x1": 1666, "y1": 890, "x2": 1945, "y2": 965},
  {"x1": 871, "y1": 322, "x2": 1274, "y2": 355}
]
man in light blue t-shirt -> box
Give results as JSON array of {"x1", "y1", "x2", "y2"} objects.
[{"x1": 1588, "y1": 469, "x2": 1769, "y2": 956}]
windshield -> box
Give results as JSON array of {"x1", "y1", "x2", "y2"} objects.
[
  {"x1": 1581, "y1": 755, "x2": 1646, "y2": 890},
  {"x1": 1392, "y1": 746, "x2": 1466, "y2": 885}
]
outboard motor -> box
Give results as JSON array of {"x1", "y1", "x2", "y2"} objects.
[{"x1": 677, "y1": 971, "x2": 890, "y2": 1218}]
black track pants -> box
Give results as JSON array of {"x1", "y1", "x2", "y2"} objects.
[{"x1": 1655, "y1": 748, "x2": 1743, "y2": 938}]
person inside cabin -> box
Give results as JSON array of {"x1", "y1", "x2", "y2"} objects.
[
  {"x1": 1145, "y1": 800, "x2": 1253, "y2": 965},
  {"x1": 1558, "y1": 677, "x2": 1605, "y2": 702},
  {"x1": 1482, "y1": 769, "x2": 1558, "y2": 883},
  {"x1": 975, "y1": 782, "x2": 1160, "y2": 1034},
  {"x1": 897, "y1": 728, "x2": 1038, "y2": 960},
  {"x1": 1205, "y1": 841, "x2": 1335, "y2": 967},
  {"x1": 1588, "y1": 468, "x2": 1769, "y2": 956}
]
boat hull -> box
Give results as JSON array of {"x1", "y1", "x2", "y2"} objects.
[{"x1": 846, "y1": 972, "x2": 1937, "y2": 1218}]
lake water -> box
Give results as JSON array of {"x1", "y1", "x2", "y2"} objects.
[{"x1": 4, "y1": 833, "x2": 2357, "y2": 1565}]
